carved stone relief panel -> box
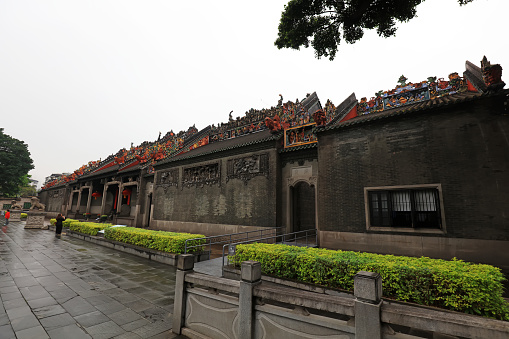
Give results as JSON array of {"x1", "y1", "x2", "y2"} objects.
[
  {"x1": 50, "y1": 189, "x2": 64, "y2": 199},
  {"x1": 182, "y1": 162, "x2": 220, "y2": 189},
  {"x1": 226, "y1": 153, "x2": 269, "y2": 185},
  {"x1": 156, "y1": 169, "x2": 179, "y2": 192}
]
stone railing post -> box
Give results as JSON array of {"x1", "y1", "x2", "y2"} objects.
[
  {"x1": 354, "y1": 271, "x2": 383, "y2": 339},
  {"x1": 239, "y1": 261, "x2": 261, "y2": 339},
  {"x1": 172, "y1": 254, "x2": 194, "y2": 335}
]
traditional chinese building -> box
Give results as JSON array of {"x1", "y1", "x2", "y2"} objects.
[{"x1": 39, "y1": 57, "x2": 509, "y2": 269}]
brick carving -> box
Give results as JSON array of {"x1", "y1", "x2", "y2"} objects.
[
  {"x1": 226, "y1": 154, "x2": 269, "y2": 185},
  {"x1": 156, "y1": 169, "x2": 179, "y2": 192},
  {"x1": 182, "y1": 163, "x2": 220, "y2": 189}
]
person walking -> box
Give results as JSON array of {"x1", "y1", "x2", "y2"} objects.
[
  {"x1": 2, "y1": 209, "x2": 10, "y2": 233},
  {"x1": 4, "y1": 209, "x2": 10, "y2": 226},
  {"x1": 55, "y1": 213, "x2": 65, "y2": 238}
]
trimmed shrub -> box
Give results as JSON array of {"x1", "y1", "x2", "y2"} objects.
[
  {"x1": 69, "y1": 221, "x2": 113, "y2": 236},
  {"x1": 63, "y1": 218, "x2": 78, "y2": 228},
  {"x1": 51, "y1": 218, "x2": 78, "y2": 227},
  {"x1": 232, "y1": 243, "x2": 509, "y2": 321},
  {"x1": 104, "y1": 227, "x2": 206, "y2": 254}
]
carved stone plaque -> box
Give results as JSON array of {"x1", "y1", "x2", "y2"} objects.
[
  {"x1": 156, "y1": 169, "x2": 179, "y2": 192},
  {"x1": 291, "y1": 166, "x2": 312, "y2": 178},
  {"x1": 226, "y1": 154, "x2": 269, "y2": 185},
  {"x1": 182, "y1": 163, "x2": 220, "y2": 189}
]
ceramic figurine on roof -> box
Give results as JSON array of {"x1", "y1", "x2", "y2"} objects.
[
  {"x1": 265, "y1": 115, "x2": 282, "y2": 133},
  {"x1": 312, "y1": 109, "x2": 327, "y2": 127},
  {"x1": 481, "y1": 56, "x2": 505, "y2": 91}
]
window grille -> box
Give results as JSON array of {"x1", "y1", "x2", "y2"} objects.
[{"x1": 368, "y1": 188, "x2": 441, "y2": 229}]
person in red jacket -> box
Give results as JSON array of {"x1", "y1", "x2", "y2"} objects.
[
  {"x1": 4, "y1": 209, "x2": 10, "y2": 225},
  {"x1": 2, "y1": 209, "x2": 9, "y2": 233}
]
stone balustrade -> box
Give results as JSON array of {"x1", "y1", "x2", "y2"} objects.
[{"x1": 173, "y1": 254, "x2": 509, "y2": 339}]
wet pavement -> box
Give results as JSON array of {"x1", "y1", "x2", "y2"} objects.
[{"x1": 0, "y1": 221, "x2": 187, "y2": 339}]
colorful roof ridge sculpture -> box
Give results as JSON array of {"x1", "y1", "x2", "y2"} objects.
[
  {"x1": 357, "y1": 72, "x2": 468, "y2": 116},
  {"x1": 41, "y1": 125, "x2": 200, "y2": 190},
  {"x1": 41, "y1": 57, "x2": 505, "y2": 190}
]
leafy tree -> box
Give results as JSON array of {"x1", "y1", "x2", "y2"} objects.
[
  {"x1": 0, "y1": 128, "x2": 34, "y2": 197},
  {"x1": 275, "y1": 0, "x2": 474, "y2": 60},
  {"x1": 19, "y1": 174, "x2": 37, "y2": 197}
]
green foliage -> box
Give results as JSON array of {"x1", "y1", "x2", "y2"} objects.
[
  {"x1": 275, "y1": 0, "x2": 474, "y2": 60},
  {"x1": 104, "y1": 227, "x2": 206, "y2": 254},
  {"x1": 232, "y1": 244, "x2": 509, "y2": 321},
  {"x1": 20, "y1": 213, "x2": 27, "y2": 219},
  {"x1": 51, "y1": 218, "x2": 78, "y2": 227},
  {"x1": 0, "y1": 129, "x2": 34, "y2": 197},
  {"x1": 69, "y1": 221, "x2": 113, "y2": 235},
  {"x1": 63, "y1": 218, "x2": 78, "y2": 227}
]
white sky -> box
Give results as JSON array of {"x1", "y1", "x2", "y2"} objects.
[{"x1": 1, "y1": 0, "x2": 507, "y2": 188}]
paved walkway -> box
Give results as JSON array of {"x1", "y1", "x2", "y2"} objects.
[{"x1": 0, "y1": 221, "x2": 187, "y2": 339}]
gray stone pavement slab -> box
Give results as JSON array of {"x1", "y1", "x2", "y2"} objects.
[
  {"x1": 0, "y1": 221, "x2": 185, "y2": 338},
  {"x1": 39, "y1": 312, "x2": 76, "y2": 331},
  {"x1": 46, "y1": 323, "x2": 91, "y2": 339},
  {"x1": 0, "y1": 324, "x2": 16, "y2": 339}
]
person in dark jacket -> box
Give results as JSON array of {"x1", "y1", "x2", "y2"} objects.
[{"x1": 55, "y1": 213, "x2": 65, "y2": 237}]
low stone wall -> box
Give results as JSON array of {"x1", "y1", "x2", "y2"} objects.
[
  {"x1": 173, "y1": 255, "x2": 509, "y2": 339},
  {"x1": 149, "y1": 219, "x2": 269, "y2": 237},
  {"x1": 64, "y1": 230, "x2": 209, "y2": 266}
]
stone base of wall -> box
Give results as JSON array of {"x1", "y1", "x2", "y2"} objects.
[
  {"x1": 65, "y1": 230, "x2": 209, "y2": 266},
  {"x1": 149, "y1": 219, "x2": 269, "y2": 237},
  {"x1": 320, "y1": 231, "x2": 509, "y2": 270}
]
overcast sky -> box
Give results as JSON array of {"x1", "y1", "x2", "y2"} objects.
[{"x1": 1, "y1": 0, "x2": 507, "y2": 188}]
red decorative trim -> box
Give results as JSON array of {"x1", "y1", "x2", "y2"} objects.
[
  {"x1": 93, "y1": 161, "x2": 116, "y2": 173},
  {"x1": 119, "y1": 160, "x2": 139, "y2": 172},
  {"x1": 340, "y1": 105, "x2": 358, "y2": 123},
  {"x1": 466, "y1": 79, "x2": 478, "y2": 92}
]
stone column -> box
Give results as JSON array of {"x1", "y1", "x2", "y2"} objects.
[
  {"x1": 354, "y1": 271, "x2": 383, "y2": 339},
  {"x1": 238, "y1": 261, "x2": 261, "y2": 339},
  {"x1": 100, "y1": 184, "x2": 109, "y2": 216},
  {"x1": 172, "y1": 254, "x2": 194, "y2": 335},
  {"x1": 76, "y1": 189, "x2": 83, "y2": 214},
  {"x1": 85, "y1": 187, "x2": 92, "y2": 214},
  {"x1": 68, "y1": 191, "x2": 75, "y2": 214},
  {"x1": 116, "y1": 184, "x2": 123, "y2": 214}
]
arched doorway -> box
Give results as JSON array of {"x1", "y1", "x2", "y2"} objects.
[{"x1": 291, "y1": 181, "x2": 316, "y2": 232}]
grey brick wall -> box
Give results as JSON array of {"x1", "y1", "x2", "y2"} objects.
[
  {"x1": 317, "y1": 97, "x2": 509, "y2": 240},
  {"x1": 153, "y1": 148, "x2": 278, "y2": 228}
]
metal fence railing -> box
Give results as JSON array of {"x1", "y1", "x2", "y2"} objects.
[
  {"x1": 221, "y1": 228, "x2": 318, "y2": 276},
  {"x1": 184, "y1": 227, "x2": 282, "y2": 257}
]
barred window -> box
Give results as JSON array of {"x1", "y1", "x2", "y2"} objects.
[{"x1": 368, "y1": 188, "x2": 441, "y2": 229}]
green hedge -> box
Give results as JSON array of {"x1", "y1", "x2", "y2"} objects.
[
  {"x1": 232, "y1": 243, "x2": 509, "y2": 321},
  {"x1": 50, "y1": 218, "x2": 78, "y2": 227},
  {"x1": 104, "y1": 227, "x2": 206, "y2": 254},
  {"x1": 69, "y1": 221, "x2": 113, "y2": 235}
]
